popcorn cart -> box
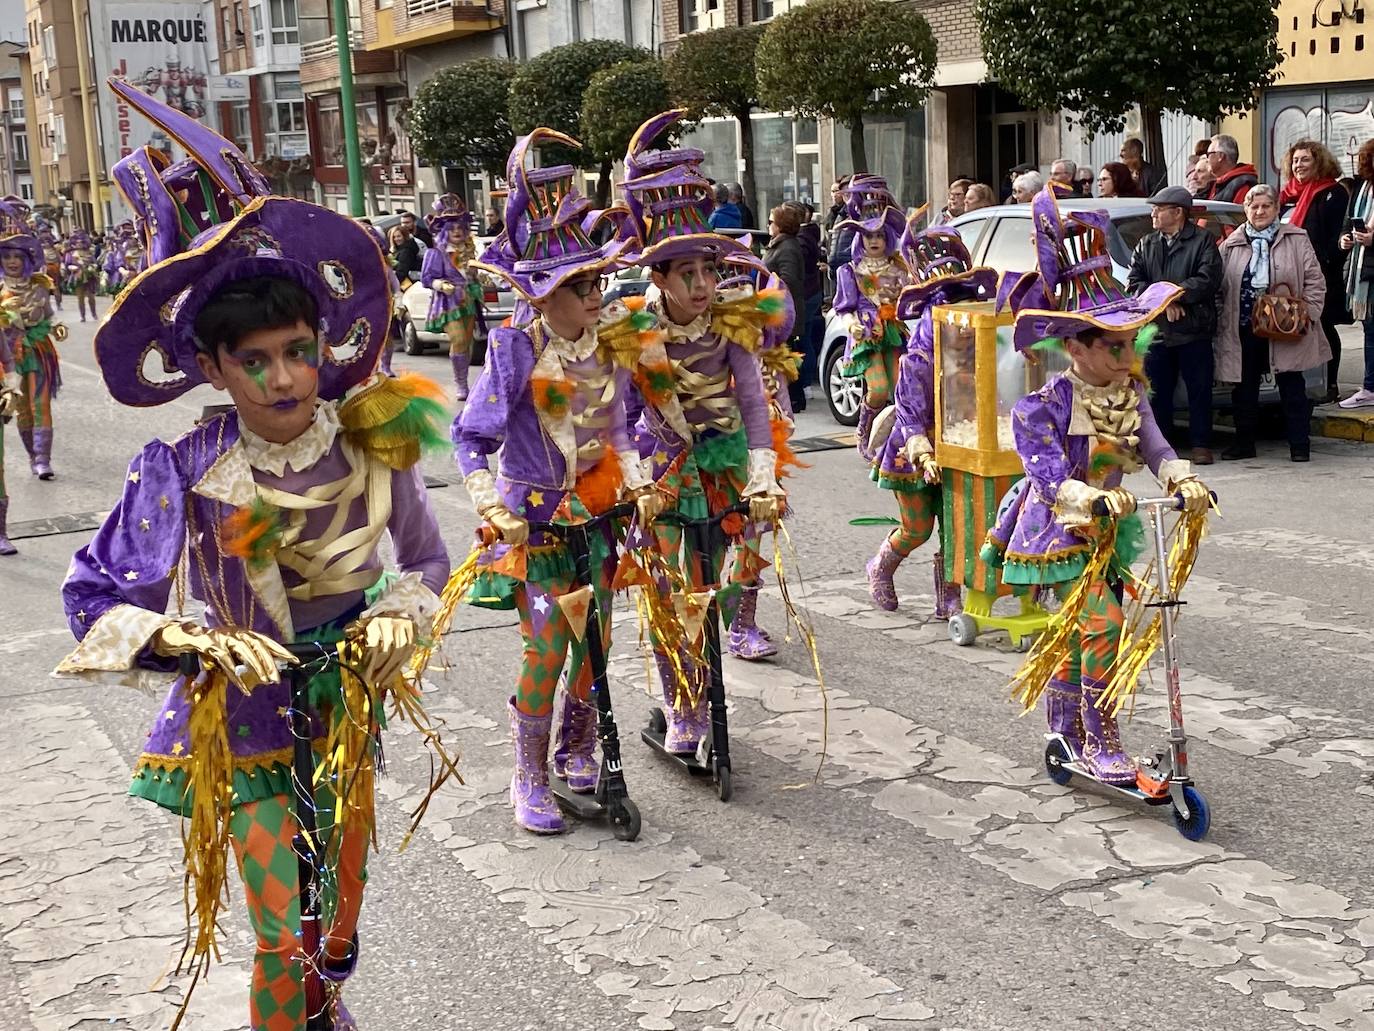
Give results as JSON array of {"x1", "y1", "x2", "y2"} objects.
[{"x1": 932, "y1": 300, "x2": 1063, "y2": 647}]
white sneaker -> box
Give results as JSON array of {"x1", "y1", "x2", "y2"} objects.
[{"x1": 1337, "y1": 388, "x2": 1374, "y2": 409}]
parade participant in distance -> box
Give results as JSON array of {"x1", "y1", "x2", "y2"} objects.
[
  {"x1": 0, "y1": 293, "x2": 23, "y2": 554},
  {"x1": 55, "y1": 79, "x2": 451, "y2": 1031},
  {"x1": 62, "y1": 228, "x2": 100, "y2": 322},
  {"x1": 422, "y1": 192, "x2": 483, "y2": 400}
]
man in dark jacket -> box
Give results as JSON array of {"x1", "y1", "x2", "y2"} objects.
[
  {"x1": 1204, "y1": 134, "x2": 1258, "y2": 205},
  {"x1": 1127, "y1": 186, "x2": 1224, "y2": 464}
]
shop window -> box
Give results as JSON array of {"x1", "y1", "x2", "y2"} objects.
[
  {"x1": 317, "y1": 95, "x2": 343, "y2": 165},
  {"x1": 271, "y1": 0, "x2": 300, "y2": 44}
]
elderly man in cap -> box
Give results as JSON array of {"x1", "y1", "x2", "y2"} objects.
[{"x1": 1126, "y1": 185, "x2": 1224, "y2": 464}]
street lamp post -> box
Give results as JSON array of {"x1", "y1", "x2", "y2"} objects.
[{"x1": 331, "y1": 0, "x2": 365, "y2": 217}]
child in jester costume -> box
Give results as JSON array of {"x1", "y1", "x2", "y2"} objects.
[
  {"x1": 55, "y1": 81, "x2": 452, "y2": 1031},
  {"x1": 865, "y1": 213, "x2": 997, "y2": 618},
  {"x1": 0, "y1": 201, "x2": 65, "y2": 481},
  {"x1": 62, "y1": 228, "x2": 100, "y2": 322},
  {"x1": 621, "y1": 110, "x2": 789, "y2": 742},
  {"x1": 0, "y1": 292, "x2": 24, "y2": 554},
  {"x1": 458, "y1": 127, "x2": 669, "y2": 834},
  {"x1": 983, "y1": 187, "x2": 1211, "y2": 784},
  {"x1": 834, "y1": 174, "x2": 911, "y2": 461},
  {"x1": 421, "y1": 193, "x2": 482, "y2": 400}
]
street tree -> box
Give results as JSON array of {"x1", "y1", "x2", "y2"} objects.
[
  {"x1": 406, "y1": 58, "x2": 517, "y2": 178},
  {"x1": 665, "y1": 24, "x2": 764, "y2": 220},
  {"x1": 755, "y1": 0, "x2": 936, "y2": 175},
  {"x1": 508, "y1": 39, "x2": 652, "y2": 205},
  {"x1": 580, "y1": 58, "x2": 675, "y2": 203},
  {"x1": 975, "y1": 0, "x2": 1282, "y2": 171}
]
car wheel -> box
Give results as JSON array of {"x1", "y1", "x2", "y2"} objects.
[
  {"x1": 402, "y1": 320, "x2": 425, "y2": 356},
  {"x1": 824, "y1": 347, "x2": 862, "y2": 426}
]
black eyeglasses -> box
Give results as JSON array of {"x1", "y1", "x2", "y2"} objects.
[{"x1": 567, "y1": 276, "x2": 607, "y2": 299}]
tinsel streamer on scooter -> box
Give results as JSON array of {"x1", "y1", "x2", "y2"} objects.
[
  {"x1": 318, "y1": 634, "x2": 379, "y2": 852},
  {"x1": 1096, "y1": 505, "x2": 1211, "y2": 717},
  {"x1": 770, "y1": 521, "x2": 831, "y2": 780},
  {"x1": 407, "y1": 535, "x2": 488, "y2": 677},
  {"x1": 630, "y1": 544, "x2": 710, "y2": 711},
  {"x1": 1010, "y1": 521, "x2": 1120, "y2": 714},
  {"x1": 171, "y1": 666, "x2": 237, "y2": 1031}
]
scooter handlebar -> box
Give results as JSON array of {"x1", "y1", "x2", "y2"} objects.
[
  {"x1": 654, "y1": 500, "x2": 751, "y2": 529},
  {"x1": 526, "y1": 500, "x2": 638, "y2": 540},
  {"x1": 1089, "y1": 491, "x2": 1219, "y2": 517},
  {"x1": 177, "y1": 639, "x2": 338, "y2": 677}
]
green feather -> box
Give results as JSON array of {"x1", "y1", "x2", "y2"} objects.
[
  {"x1": 630, "y1": 308, "x2": 657, "y2": 332},
  {"x1": 756, "y1": 293, "x2": 784, "y2": 315},
  {"x1": 1032, "y1": 336, "x2": 1065, "y2": 352},
  {"x1": 1134, "y1": 322, "x2": 1159, "y2": 355},
  {"x1": 386, "y1": 393, "x2": 450, "y2": 453}
]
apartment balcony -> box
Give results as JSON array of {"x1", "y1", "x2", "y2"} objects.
[
  {"x1": 364, "y1": 0, "x2": 502, "y2": 52},
  {"x1": 299, "y1": 30, "x2": 401, "y2": 95}
]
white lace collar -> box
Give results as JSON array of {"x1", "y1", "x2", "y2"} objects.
[
  {"x1": 650, "y1": 298, "x2": 713, "y2": 342},
  {"x1": 542, "y1": 322, "x2": 599, "y2": 363},
  {"x1": 238, "y1": 401, "x2": 340, "y2": 477},
  {"x1": 857, "y1": 256, "x2": 897, "y2": 276}
]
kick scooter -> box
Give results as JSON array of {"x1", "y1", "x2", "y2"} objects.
[
  {"x1": 524, "y1": 501, "x2": 643, "y2": 841},
  {"x1": 1042, "y1": 494, "x2": 1212, "y2": 841},
  {"x1": 640, "y1": 500, "x2": 750, "y2": 802}
]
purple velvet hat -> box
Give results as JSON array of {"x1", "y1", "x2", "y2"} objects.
[
  {"x1": 429, "y1": 193, "x2": 473, "y2": 236},
  {"x1": 473, "y1": 127, "x2": 629, "y2": 303},
  {"x1": 1000, "y1": 186, "x2": 1182, "y2": 351},
  {"x1": 95, "y1": 196, "x2": 389, "y2": 408},
  {"x1": 896, "y1": 207, "x2": 998, "y2": 317},
  {"x1": 620, "y1": 110, "x2": 750, "y2": 267},
  {"x1": 0, "y1": 202, "x2": 43, "y2": 275}
]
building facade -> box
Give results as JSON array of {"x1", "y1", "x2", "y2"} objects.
[
  {"x1": 0, "y1": 42, "x2": 36, "y2": 203},
  {"x1": 24, "y1": 0, "x2": 99, "y2": 226}
]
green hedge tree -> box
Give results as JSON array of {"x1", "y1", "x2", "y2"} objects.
[
  {"x1": 665, "y1": 24, "x2": 764, "y2": 219},
  {"x1": 406, "y1": 59, "x2": 517, "y2": 178},
  {"x1": 756, "y1": 0, "x2": 936, "y2": 174},
  {"x1": 508, "y1": 39, "x2": 652, "y2": 206},
  {"x1": 580, "y1": 58, "x2": 676, "y2": 205},
  {"x1": 975, "y1": 0, "x2": 1282, "y2": 171}
]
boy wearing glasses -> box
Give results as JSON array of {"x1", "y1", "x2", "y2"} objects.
[
  {"x1": 987, "y1": 188, "x2": 1210, "y2": 785},
  {"x1": 460, "y1": 128, "x2": 669, "y2": 834}
]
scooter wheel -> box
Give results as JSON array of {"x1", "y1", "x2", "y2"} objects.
[
  {"x1": 610, "y1": 799, "x2": 641, "y2": 842},
  {"x1": 715, "y1": 765, "x2": 733, "y2": 803},
  {"x1": 1171, "y1": 785, "x2": 1211, "y2": 841},
  {"x1": 948, "y1": 614, "x2": 978, "y2": 647},
  {"x1": 648, "y1": 707, "x2": 667, "y2": 736},
  {"x1": 1044, "y1": 739, "x2": 1074, "y2": 787}
]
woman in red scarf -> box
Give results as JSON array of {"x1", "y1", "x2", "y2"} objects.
[{"x1": 1279, "y1": 139, "x2": 1350, "y2": 401}]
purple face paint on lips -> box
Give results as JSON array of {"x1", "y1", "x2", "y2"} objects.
[{"x1": 271, "y1": 398, "x2": 301, "y2": 410}]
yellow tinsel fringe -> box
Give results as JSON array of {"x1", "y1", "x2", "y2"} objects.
[
  {"x1": 173, "y1": 669, "x2": 235, "y2": 1029},
  {"x1": 318, "y1": 635, "x2": 378, "y2": 853},
  {"x1": 408, "y1": 540, "x2": 486, "y2": 679},
  {"x1": 1096, "y1": 507, "x2": 1209, "y2": 716},
  {"x1": 710, "y1": 291, "x2": 777, "y2": 352},
  {"x1": 1010, "y1": 523, "x2": 1118, "y2": 714}
]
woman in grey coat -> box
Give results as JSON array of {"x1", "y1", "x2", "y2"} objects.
[{"x1": 1216, "y1": 184, "x2": 1329, "y2": 462}]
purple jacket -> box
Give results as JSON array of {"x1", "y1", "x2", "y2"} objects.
[{"x1": 873, "y1": 310, "x2": 937, "y2": 482}]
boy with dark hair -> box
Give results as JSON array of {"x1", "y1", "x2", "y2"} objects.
[{"x1": 56, "y1": 82, "x2": 450, "y2": 1031}]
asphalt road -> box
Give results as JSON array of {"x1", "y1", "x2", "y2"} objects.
[{"x1": 2, "y1": 298, "x2": 1372, "y2": 1031}]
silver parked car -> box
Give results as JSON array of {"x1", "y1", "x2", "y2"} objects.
[{"x1": 398, "y1": 236, "x2": 516, "y2": 358}]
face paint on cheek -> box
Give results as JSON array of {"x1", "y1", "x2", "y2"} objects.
[
  {"x1": 681, "y1": 271, "x2": 695, "y2": 295},
  {"x1": 224, "y1": 352, "x2": 271, "y2": 402},
  {"x1": 300, "y1": 339, "x2": 320, "y2": 369}
]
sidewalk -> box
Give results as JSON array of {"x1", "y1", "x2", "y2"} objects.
[{"x1": 1316, "y1": 323, "x2": 1373, "y2": 441}]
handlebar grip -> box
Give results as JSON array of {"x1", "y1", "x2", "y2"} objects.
[
  {"x1": 178, "y1": 652, "x2": 199, "y2": 676},
  {"x1": 1090, "y1": 497, "x2": 1109, "y2": 517},
  {"x1": 476, "y1": 524, "x2": 499, "y2": 547}
]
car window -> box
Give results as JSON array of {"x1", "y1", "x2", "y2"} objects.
[
  {"x1": 978, "y1": 217, "x2": 1036, "y2": 276},
  {"x1": 1112, "y1": 210, "x2": 1245, "y2": 259},
  {"x1": 953, "y1": 214, "x2": 993, "y2": 256}
]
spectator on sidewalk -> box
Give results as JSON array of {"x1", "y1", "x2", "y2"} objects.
[
  {"x1": 1187, "y1": 154, "x2": 1216, "y2": 199},
  {"x1": 1127, "y1": 185, "x2": 1224, "y2": 464},
  {"x1": 1338, "y1": 137, "x2": 1374, "y2": 409},
  {"x1": 1205, "y1": 135, "x2": 1259, "y2": 204},
  {"x1": 1050, "y1": 158, "x2": 1082, "y2": 196},
  {"x1": 1012, "y1": 170, "x2": 1044, "y2": 203},
  {"x1": 1121, "y1": 138, "x2": 1167, "y2": 195},
  {"x1": 1279, "y1": 138, "x2": 1351, "y2": 402},
  {"x1": 399, "y1": 209, "x2": 432, "y2": 248},
  {"x1": 963, "y1": 183, "x2": 997, "y2": 211},
  {"x1": 708, "y1": 183, "x2": 744, "y2": 231},
  {"x1": 826, "y1": 176, "x2": 857, "y2": 278},
  {"x1": 764, "y1": 204, "x2": 808, "y2": 410},
  {"x1": 728, "y1": 182, "x2": 757, "y2": 231},
  {"x1": 935, "y1": 178, "x2": 972, "y2": 223},
  {"x1": 484, "y1": 207, "x2": 504, "y2": 236},
  {"x1": 1073, "y1": 165, "x2": 1095, "y2": 195},
  {"x1": 1096, "y1": 162, "x2": 1145, "y2": 199},
  {"x1": 1216, "y1": 184, "x2": 1328, "y2": 462},
  {"x1": 1001, "y1": 162, "x2": 1034, "y2": 203},
  {"x1": 390, "y1": 224, "x2": 422, "y2": 288},
  {"x1": 786, "y1": 200, "x2": 825, "y2": 397}
]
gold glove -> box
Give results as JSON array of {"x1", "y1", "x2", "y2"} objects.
[
  {"x1": 436, "y1": 280, "x2": 455, "y2": 295},
  {"x1": 353, "y1": 615, "x2": 417, "y2": 689},
  {"x1": 483, "y1": 505, "x2": 529, "y2": 547},
  {"x1": 0, "y1": 389, "x2": 18, "y2": 419},
  {"x1": 632, "y1": 486, "x2": 666, "y2": 526},
  {"x1": 900, "y1": 437, "x2": 941, "y2": 484},
  {"x1": 748, "y1": 494, "x2": 783, "y2": 525},
  {"x1": 1175, "y1": 478, "x2": 1211, "y2": 515},
  {"x1": 1098, "y1": 487, "x2": 1137, "y2": 519},
  {"x1": 152, "y1": 622, "x2": 296, "y2": 693}
]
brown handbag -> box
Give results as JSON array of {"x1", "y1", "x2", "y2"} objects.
[{"x1": 1251, "y1": 284, "x2": 1309, "y2": 343}]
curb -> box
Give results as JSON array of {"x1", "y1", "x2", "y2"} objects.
[{"x1": 1311, "y1": 403, "x2": 1374, "y2": 443}]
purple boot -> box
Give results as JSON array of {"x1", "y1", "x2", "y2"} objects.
[
  {"x1": 507, "y1": 698, "x2": 566, "y2": 833},
  {"x1": 0, "y1": 499, "x2": 16, "y2": 556},
  {"x1": 1045, "y1": 678, "x2": 1083, "y2": 756},
  {"x1": 656, "y1": 651, "x2": 708, "y2": 754},
  {"x1": 1080, "y1": 680, "x2": 1137, "y2": 786},
  {"x1": 18, "y1": 427, "x2": 34, "y2": 468},
  {"x1": 855, "y1": 402, "x2": 878, "y2": 462},
  {"x1": 932, "y1": 551, "x2": 962, "y2": 620},
  {"x1": 31, "y1": 428, "x2": 54, "y2": 480},
  {"x1": 866, "y1": 538, "x2": 903, "y2": 612},
  {"x1": 728, "y1": 584, "x2": 777, "y2": 660},
  {"x1": 451, "y1": 352, "x2": 469, "y2": 401},
  {"x1": 551, "y1": 688, "x2": 599, "y2": 794}
]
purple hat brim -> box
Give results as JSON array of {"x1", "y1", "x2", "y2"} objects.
[
  {"x1": 628, "y1": 232, "x2": 752, "y2": 268},
  {"x1": 897, "y1": 267, "x2": 999, "y2": 320},
  {"x1": 0, "y1": 233, "x2": 44, "y2": 274},
  {"x1": 472, "y1": 237, "x2": 629, "y2": 305},
  {"x1": 95, "y1": 197, "x2": 389, "y2": 407},
  {"x1": 1011, "y1": 282, "x2": 1183, "y2": 351}
]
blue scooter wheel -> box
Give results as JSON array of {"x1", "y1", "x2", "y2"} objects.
[
  {"x1": 1044, "y1": 739, "x2": 1073, "y2": 787},
  {"x1": 1172, "y1": 785, "x2": 1211, "y2": 841}
]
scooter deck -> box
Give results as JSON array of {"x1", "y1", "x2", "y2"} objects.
[
  {"x1": 639, "y1": 726, "x2": 715, "y2": 775},
  {"x1": 547, "y1": 765, "x2": 611, "y2": 818}
]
